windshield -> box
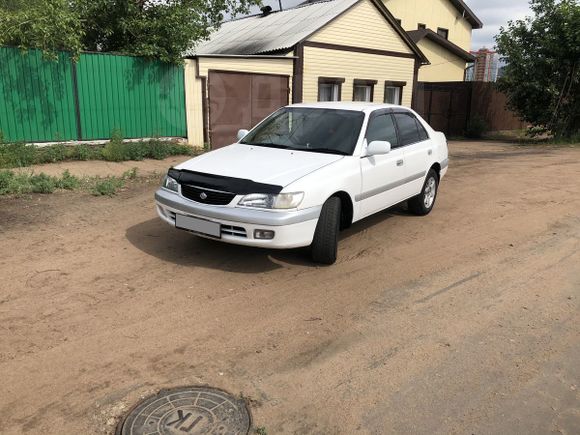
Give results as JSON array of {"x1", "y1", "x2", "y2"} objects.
[{"x1": 240, "y1": 108, "x2": 365, "y2": 155}]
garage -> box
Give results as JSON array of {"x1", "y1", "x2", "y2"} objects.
[
  {"x1": 183, "y1": 0, "x2": 427, "y2": 148},
  {"x1": 207, "y1": 71, "x2": 290, "y2": 149}
]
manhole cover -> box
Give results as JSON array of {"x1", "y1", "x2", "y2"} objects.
[{"x1": 117, "y1": 386, "x2": 251, "y2": 435}]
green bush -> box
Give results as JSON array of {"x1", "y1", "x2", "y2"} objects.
[
  {"x1": 0, "y1": 142, "x2": 36, "y2": 167},
  {"x1": 0, "y1": 136, "x2": 194, "y2": 169},
  {"x1": 101, "y1": 129, "x2": 125, "y2": 162},
  {"x1": 0, "y1": 170, "x2": 14, "y2": 194},
  {"x1": 55, "y1": 170, "x2": 81, "y2": 190},
  {"x1": 74, "y1": 143, "x2": 98, "y2": 161},
  {"x1": 37, "y1": 143, "x2": 69, "y2": 163},
  {"x1": 29, "y1": 173, "x2": 57, "y2": 193},
  {"x1": 465, "y1": 116, "x2": 488, "y2": 139},
  {"x1": 92, "y1": 176, "x2": 125, "y2": 196}
]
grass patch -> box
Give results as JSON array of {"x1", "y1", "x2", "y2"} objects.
[
  {"x1": 0, "y1": 133, "x2": 195, "y2": 169},
  {"x1": 0, "y1": 167, "x2": 140, "y2": 197},
  {"x1": 255, "y1": 428, "x2": 268, "y2": 435}
]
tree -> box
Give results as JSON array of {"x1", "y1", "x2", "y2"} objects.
[
  {"x1": 0, "y1": 0, "x2": 262, "y2": 63},
  {"x1": 0, "y1": 0, "x2": 83, "y2": 59},
  {"x1": 495, "y1": 0, "x2": 580, "y2": 139},
  {"x1": 74, "y1": 0, "x2": 262, "y2": 63}
]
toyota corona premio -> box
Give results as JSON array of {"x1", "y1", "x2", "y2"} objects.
[{"x1": 155, "y1": 102, "x2": 449, "y2": 264}]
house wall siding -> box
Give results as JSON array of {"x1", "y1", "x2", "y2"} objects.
[
  {"x1": 302, "y1": 46, "x2": 415, "y2": 106},
  {"x1": 384, "y1": 0, "x2": 473, "y2": 51},
  {"x1": 184, "y1": 57, "x2": 294, "y2": 146},
  {"x1": 309, "y1": 0, "x2": 413, "y2": 54},
  {"x1": 416, "y1": 39, "x2": 466, "y2": 82}
]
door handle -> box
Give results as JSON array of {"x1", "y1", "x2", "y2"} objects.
[{"x1": 397, "y1": 159, "x2": 404, "y2": 166}]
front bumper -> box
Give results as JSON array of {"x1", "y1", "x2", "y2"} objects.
[{"x1": 155, "y1": 188, "x2": 321, "y2": 249}]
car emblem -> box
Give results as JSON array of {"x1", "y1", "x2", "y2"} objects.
[{"x1": 200, "y1": 192, "x2": 208, "y2": 200}]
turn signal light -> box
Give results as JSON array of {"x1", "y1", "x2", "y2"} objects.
[{"x1": 254, "y1": 229, "x2": 275, "y2": 240}]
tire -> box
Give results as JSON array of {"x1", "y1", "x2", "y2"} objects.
[
  {"x1": 310, "y1": 197, "x2": 341, "y2": 265},
  {"x1": 408, "y1": 169, "x2": 439, "y2": 216}
]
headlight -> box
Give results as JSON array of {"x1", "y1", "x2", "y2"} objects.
[
  {"x1": 162, "y1": 175, "x2": 179, "y2": 192},
  {"x1": 238, "y1": 192, "x2": 304, "y2": 209}
]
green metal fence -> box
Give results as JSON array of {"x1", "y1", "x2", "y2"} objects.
[
  {"x1": 0, "y1": 47, "x2": 186, "y2": 143},
  {"x1": 0, "y1": 47, "x2": 78, "y2": 142}
]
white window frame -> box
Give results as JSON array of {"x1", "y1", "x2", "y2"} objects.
[{"x1": 318, "y1": 77, "x2": 344, "y2": 102}]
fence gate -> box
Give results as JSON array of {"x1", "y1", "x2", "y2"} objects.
[{"x1": 413, "y1": 82, "x2": 472, "y2": 136}]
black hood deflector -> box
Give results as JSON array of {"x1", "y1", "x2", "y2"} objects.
[{"x1": 168, "y1": 168, "x2": 283, "y2": 195}]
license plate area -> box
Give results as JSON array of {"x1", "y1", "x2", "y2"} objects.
[{"x1": 175, "y1": 214, "x2": 221, "y2": 238}]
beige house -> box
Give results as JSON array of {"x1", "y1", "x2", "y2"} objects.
[
  {"x1": 384, "y1": 0, "x2": 482, "y2": 81},
  {"x1": 184, "y1": 0, "x2": 428, "y2": 148}
]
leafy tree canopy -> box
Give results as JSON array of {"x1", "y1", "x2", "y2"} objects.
[
  {"x1": 0, "y1": 0, "x2": 261, "y2": 63},
  {"x1": 495, "y1": 0, "x2": 580, "y2": 139},
  {"x1": 0, "y1": 0, "x2": 83, "y2": 58}
]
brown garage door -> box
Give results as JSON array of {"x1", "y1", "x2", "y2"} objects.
[{"x1": 208, "y1": 71, "x2": 290, "y2": 149}]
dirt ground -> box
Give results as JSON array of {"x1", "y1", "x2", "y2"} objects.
[{"x1": 0, "y1": 141, "x2": 579, "y2": 435}]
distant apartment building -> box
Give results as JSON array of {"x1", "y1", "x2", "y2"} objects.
[{"x1": 466, "y1": 48, "x2": 500, "y2": 82}]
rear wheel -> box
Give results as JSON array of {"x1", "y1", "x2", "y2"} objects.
[
  {"x1": 310, "y1": 197, "x2": 341, "y2": 265},
  {"x1": 408, "y1": 169, "x2": 439, "y2": 216}
]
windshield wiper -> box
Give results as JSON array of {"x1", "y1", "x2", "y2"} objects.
[{"x1": 302, "y1": 148, "x2": 349, "y2": 156}]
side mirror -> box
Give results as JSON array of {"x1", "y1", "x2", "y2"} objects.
[
  {"x1": 237, "y1": 129, "x2": 249, "y2": 141},
  {"x1": 366, "y1": 140, "x2": 391, "y2": 157}
]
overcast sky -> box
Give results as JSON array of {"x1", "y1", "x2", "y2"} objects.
[{"x1": 241, "y1": 0, "x2": 534, "y2": 50}]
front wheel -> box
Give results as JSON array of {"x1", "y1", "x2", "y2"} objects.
[
  {"x1": 310, "y1": 197, "x2": 341, "y2": 265},
  {"x1": 408, "y1": 169, "x2": 439, "y2": 216}
]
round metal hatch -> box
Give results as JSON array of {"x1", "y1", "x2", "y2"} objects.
[{"x1": 117, "y1": 386, "x2": 251, "y2": 435}]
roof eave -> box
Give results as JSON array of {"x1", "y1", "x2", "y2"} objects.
[{"x1": 450, "y1": 0, "x2": 483, "y2": 29}]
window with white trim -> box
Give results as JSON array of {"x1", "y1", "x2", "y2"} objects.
[
  {"x1": 318, "y1": 77, "x2": 344, "y2": 102},
  {"x1": 353, "y1": 79, "x2": 377, "y2": 102},
  {"x1": 384, "y1": 81, "x2": 406, "y2": 105}
]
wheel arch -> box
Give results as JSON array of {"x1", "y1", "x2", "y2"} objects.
[
  {"x1": 430, "y1": 162, "x2": 441, "y2": 180},
  {"x1": 329, "y1": 191, "x2": 354, "y2": 230}
]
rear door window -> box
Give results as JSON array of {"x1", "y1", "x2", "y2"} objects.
[{"x1": 393, "y1": 112, "x2": 427, "y2": 145}]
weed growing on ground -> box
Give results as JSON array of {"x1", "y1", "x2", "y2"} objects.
[
  {"x1": 91, "y1": 176, "x2": 126, "y2": 196},
  {"x1": 255, "y1": 427, "x2": 268, "y2": 435},
  {"x1": 55, "y1": 170, "x2": 81, "y2": 190},
  {"x1": 0, "y1": 168, "x2": 136, "y2": 197},
  {"x1": 0, "y1": 133, "x2": 195, "y2": 169}
]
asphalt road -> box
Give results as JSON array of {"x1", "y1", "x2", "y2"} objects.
[{"x1": 0, "y1": 141, "x2": 578, "y2": 434}]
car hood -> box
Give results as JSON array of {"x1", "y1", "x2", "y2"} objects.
[{"x1": 174, "y1": 144, "x2": 344, "y2": 187}]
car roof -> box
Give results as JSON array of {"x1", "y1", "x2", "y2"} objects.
[{"x1": 287, "y1": 102, "x2": 406, "y2": 113}]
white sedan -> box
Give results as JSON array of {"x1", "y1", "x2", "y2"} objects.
[{"x1": 155, "y1": 102, "x2": 448, "y2": 264}]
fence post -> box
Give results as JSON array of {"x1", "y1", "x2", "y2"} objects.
[
  {"x1": 71, "y1": 59, "x2": 83, "y2": 141},
  {"x1": 447, "y1": 88, "x2": 454, "y2": 135},
  {"x1": 465, "y1": 82, "x2": 473, "y2": 133}
]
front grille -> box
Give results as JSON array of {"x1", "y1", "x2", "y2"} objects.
[{"x1": 181, "y1": 184, "x2": 236, "y2": 206}]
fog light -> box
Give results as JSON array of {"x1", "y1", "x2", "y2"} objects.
[{"x1": 254, "y1": 229, "x2": 275, "y2": 240}]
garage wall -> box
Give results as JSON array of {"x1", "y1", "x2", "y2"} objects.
[
  {"x1": 302, "y1": 46, "x2": 415, "y2": 106},
  {"x1": 416, "y1": 39, "x2": 467, "y2": 82},
  {"x1": 184, "y1": 57, "x2": 294, "y2": 147}
]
